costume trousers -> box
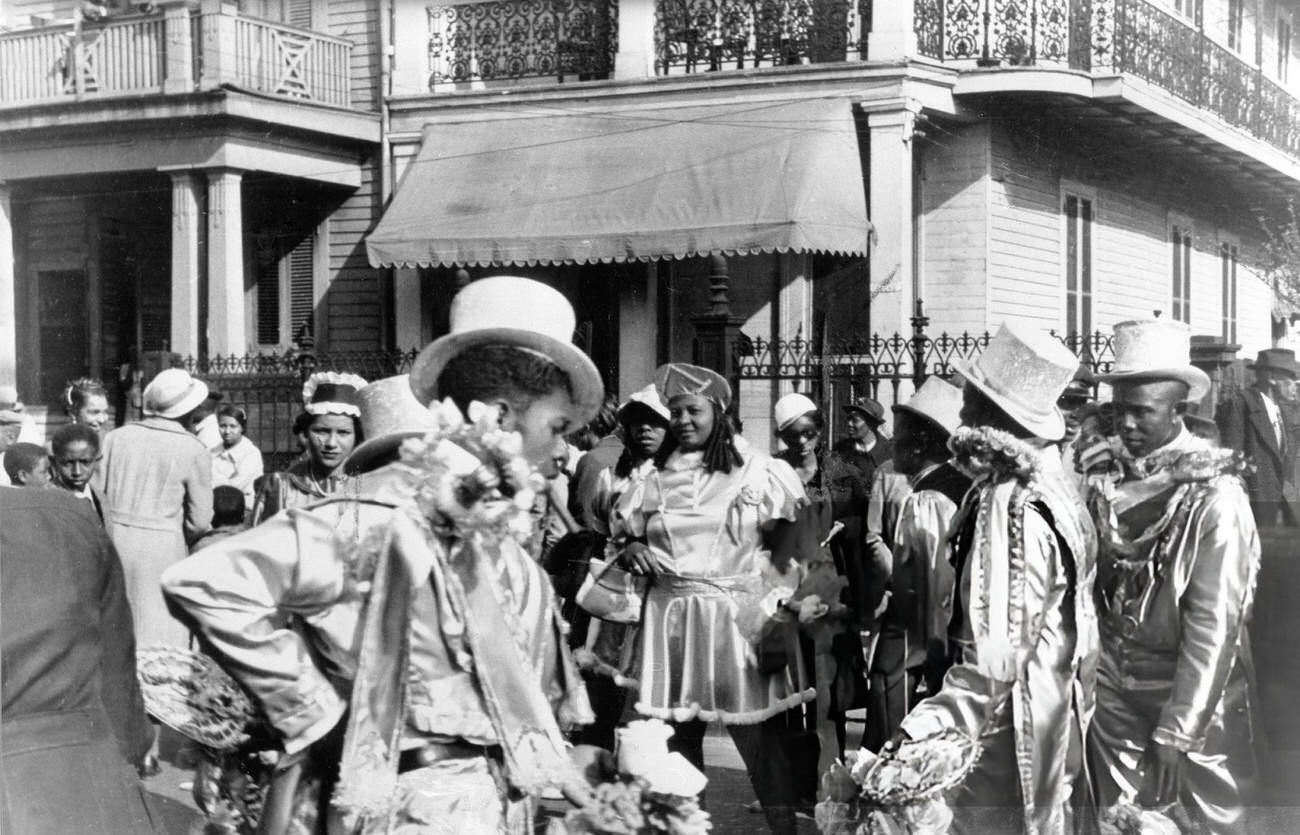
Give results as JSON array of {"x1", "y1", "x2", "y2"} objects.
[
  {"x1": 864, "y1": 634, "x2": 922, "y2": 752},
  {"x1": 1089, "y1": 650, "x2": 1246, "y2": 835},
  {"x1": 669, "y1": 716, "x2": 797, "y2": 835}
]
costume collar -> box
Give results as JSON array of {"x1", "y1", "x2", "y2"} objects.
[{"x1": 908, "y1": 461, "x2": 945, "y2": 489}]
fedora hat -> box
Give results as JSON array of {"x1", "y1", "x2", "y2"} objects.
[
  {"x1": 1095, "y1": 319, "x2": 1210, "y2": 403},
  {"x1": 345, "y1": 375, "x2": 440, "y2": 475},
  {"x1": 773, "y1": 392, "x2": 819, "y2": 432},
  {"x1": 843, "y1": 396, "x2": 886, "y2": 425},
  {"x1": 654, "y1": 363, "x2": 732, "y2": 410},
  {"x1": 409, "y1": 276, "x2": 603, "y2": 425},
  {"x1": 953, "y1": 322, "x2": 1078, "y2": 441},
  {"x1": 143, "y1": 368, "x2": 209, "y2": 420},
  {"x1": 894, "y1": 376, "x2": 964, "y2": 437},
  {"x1": 1247, "y1": 348, "x2": 1299, "y2": 379},
  {"x1": 618, "y1": 384, "x2": 670, "y2": 423}
]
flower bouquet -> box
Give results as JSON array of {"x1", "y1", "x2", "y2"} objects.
[
  {"x1": 1098, "y1": 800, "x2": 1192, "y2": 835},
  {"x1": 548, "y1": 720, "x2": 711, "y2": 835},
  {"x1": 815, "y1": 730, "x2": 980, "y2": 835}
]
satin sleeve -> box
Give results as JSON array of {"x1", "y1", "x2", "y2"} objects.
[
  {"x1": 161, "y1": 508, "x2": 352, "y2": 754},
  {"x1": 1154, "y1": 483, "x2": 1260, "y2": 752},
  {"x1": 894, "y1": 490, "x2": 960, "y2": 648},
  {"x1": 902, "y1": 506, "x2": 1058, "y2": 741},
  {"x1": 609, "y1": 470, "x2": 650, "y2": 543},
  {"x1": 759, "y1": 456, "x2": 807, "y2": 525},
  {"x1": 588, "y1": 468, "x2": 617, "y2": 538}
]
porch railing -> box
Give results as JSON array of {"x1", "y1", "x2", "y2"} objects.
[
  {"x1": 654, "y1": 0, "x2": 866, "y2": 74},
  {"x1": 0, "y1": 7, "x2": 353, "y2": 108},
  {"x1": 914, "y1": 0, "x2": 1300, "y2": 159},
  {"x1": 426, "y1": 0, "x2": 618, "y2": 88}
]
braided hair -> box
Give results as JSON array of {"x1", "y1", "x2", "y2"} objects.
[{"x1": 654, "y1": 398, "x2": 744, "y2": 474}]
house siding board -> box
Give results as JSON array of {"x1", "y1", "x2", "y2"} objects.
[
  {"x1": 328, "y1": 0, "x2": 382, "y2": 112},
  {"x1": 324, "y1": 161, "x2": 382, "y2": 351},
  {"x1": 988, "y1": 130, "x2": 1061, "y2": 334},
  {"x1": 918, "y1": 122, "x2": 989, "y2": 336}
]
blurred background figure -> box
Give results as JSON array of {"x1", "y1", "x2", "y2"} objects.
[
  {"x1": 190, "y1": 485, "x2": 249, "y2": 551},
  {"x1": 3, "y1": 442, "x2": 50, "y2": 488},
  {"x1": 0, "y1": 384, "x2": 40, "y2": 444},
  {"x1": 49, "y1": 424, "x2": 106, "y2": 522},
  {"x1": 1185, "y1": 413, "x2": 1222, "y2": 446},
  {"x1": 1216, "y1": 348, "x2": 1299, "y2": 526},
  {"x1": 64, "y1": 377, "x2": 112, "y2": 434},
  {"x1": 569, "y1": 393, "x2": 623, "y2": 523},
  {"x1": 1, "y1": 487, "x2": 158, "y2": 834},
  {"x1": 189, "y1": 388, "x2": 224, "y2": 450},
  {"x1": 210, "y1": 405, "x2": 263, "y2": 512}
]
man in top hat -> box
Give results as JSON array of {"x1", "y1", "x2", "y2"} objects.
[
  {"x1": 1081, "y1": 319, "x2": 1259, "y2": 834},
  {"x1": 1216, "y1": 347, "x2": 1299, "y2": 526},
  {"x1": 164, "y1": 277, "x2": 609, "y2": 834},
  {"x1": 863, "y1": 376, "x2": 970, "y2": 752},
  {"x1": 896, "y1": 323, "x2": 1097, "y2": 835}
]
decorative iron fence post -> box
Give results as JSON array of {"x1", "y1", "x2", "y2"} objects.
[
  {"x1": 691, "y1": 254, "x2": 746, "y2": 384},
  {"x1": 910, "y1": 297, "x2": 930, "y2": 388}
]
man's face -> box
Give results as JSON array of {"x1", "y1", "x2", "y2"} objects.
[
  {"x1": 19, "y1": 456, "x2": 51, "y2": 488},
  {"x1": 1110, "y1": 380, "x2": 1187, "y2": 457},
  {"x1": 1264, "y1": 370, "x2": 1298, "y2": 404},
  {"x1": 54, "y1": 440, "x2": 98, "y2": 491},
  {"x1": 891, "y1": 413, "x2": 924, "y2": 476},
  {"x1": 498, "y1": 390, "x2": 576, "y2": 468}
]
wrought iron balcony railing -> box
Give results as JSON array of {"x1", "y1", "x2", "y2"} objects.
[
  {"x1": 654, "y1": 0, "x2": 866, "y2": 74},
  {"x1": 914, "y1": 0, "x2": 1300, "y2": 158},
  {"x1": 426, "y1": 0, "x2": 618, "y2": 88}
]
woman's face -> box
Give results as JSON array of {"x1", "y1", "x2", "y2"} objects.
[
  {"x1": 498, "y1": 389, "x2": 576, "y2": 468},
  {"x1": 669, "y1": 394, "x2": 715, "y2": 452},
  {"x1": 218, "y1": 415, "x2": 244, "y2": 448},
  {"x1": 305, "y1": 414, "x2": 357, "y2": 473},
  {"x1": 778, "y1": 414, "x2": 821, "y2": 459},
  {"x1": 623, "y1": 408, "x2": 669, "y2": 460},
  {"x1": 73, "y1": 394, "x2": 110, "y2": 430},
  {"x1": 845, "y1": 411, "x2": 873, "y2": 441}
]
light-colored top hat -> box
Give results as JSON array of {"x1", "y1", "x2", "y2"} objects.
[
  {"x1": 344, "y1": 374, "x2": 441, "y2": 475},
  {"x1": 773, "y1": 392, "x2": 820, "y2": 432},
  {"x1": 1095, "y1": 319, "x2": 1210, "y2": 403},
  {"x1": 409, "y1": 276, "x2": 604, "y2": 425},
  {"x1": 952, "y1": 322, "x2": 1078, "y2": 441},
  {"x1": 618, "y1": 384, "x2": 670, "y2": 423},
  {"x1": 894, "y1": 376, "x2": 964, "y2": 437},
  {"x1": 654, "y1": 363, "x2": 732, "y2": 410},
  {"x1": 143, "y1": 368, "x2": 209, "y2": 420}
]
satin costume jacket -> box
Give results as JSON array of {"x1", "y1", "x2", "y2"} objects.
[
  {"x1": 1085, "y1": 428, "x2": 1260, "y2": 835},
  {"x1": 162, "y1": 459, "x2": 593, "y2": 834},
  {"x1": 611, "y1": 447, "x2": 814, "y2": 724},
  {"x1": 900, "y1": 439, "x2": 1098, "y2": 835}
]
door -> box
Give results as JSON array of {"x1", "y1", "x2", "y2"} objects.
[{"x1": 36, "y1": 270, "x2": 90, "y2": 402}]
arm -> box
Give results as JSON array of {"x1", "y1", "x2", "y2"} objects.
[
  {"x1": 161, "y1": 510, "x2": 351, "y2": 753},
  {"x1": 183, "y1": 445, "x2": 214, "y2": 544},
  {"x1": 94, "y1": 519, "x2": 155, "y2": 765},
  {"x1": 1154, "y1": 485, "x2": 1259, "y2": 752}
]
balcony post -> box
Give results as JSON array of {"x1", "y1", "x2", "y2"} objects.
[
  {"x1": 0, "y1": 184, "x2": 15, "y2": 389},
  {"x1": 868, "y1": 0, "x2": 916, "y2": 60},
  {"x1": 159, "y1": 0, "x2": 195, "y2": 94},
  {"x1": 206, "y1": 169, "x2": 246, "y2": 357},
  {"x1": 863, "y1": 102, "x2": 919, "y2": 337},
  {"x1": 167, "y1": 172, "x2": 202, "y2": 359},
  {"x1": 615, "y1": 0, "x2": 656, "y2": 79},
  {"x1": 199, "y1": 0, "x2": 239, "y2": 90}
]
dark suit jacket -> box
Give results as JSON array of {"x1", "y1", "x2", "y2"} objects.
[
  {"x1": 1, "y1": 488, "x2": 156, "y2": 833},
  {"x1": 1216, "y1": 387, "x2": 1293, "y2": 513}
]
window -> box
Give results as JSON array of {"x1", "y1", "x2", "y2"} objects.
[
  {"x1": 1221, "y1": 242, "x2": 1239, "y2": 343},
  {"x1": 255, "y1": 234, "x2": 316, "y2": 348},
  {"x1": 1064, "y1": 194, "x2": 1094, "y2": 337},
  {"x1": 1280, "y1": 16, "x2": 1293, "y2": 82},
  {"x1": 1228, "y1": 0, "x2": 1245, "y2": 52},
  {"x1": 1171, "y1": 225, "x2": 1193, "y2": 324},
  {"x1": 1172, "y1": 0, "x2": 1199, "y2": 22}
]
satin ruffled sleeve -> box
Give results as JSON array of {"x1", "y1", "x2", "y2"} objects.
[
  {"x1": 609, "y1": 470, "x2": 651, "y2": 542},
  {"x1": 758, "y1": 456, "x2": 807, "y2": 525}
]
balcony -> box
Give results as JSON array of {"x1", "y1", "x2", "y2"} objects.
[
  {"x1": 0, "y1": 5, "x2": 353, "y2": 110},
  {"x1": 913, "y1": 0, "x2": 1300, "y2": 158}
]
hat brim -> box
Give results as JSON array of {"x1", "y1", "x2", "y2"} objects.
[
  {"x1": 345, "y1": 430, "x2": 428, "y2": 475},
  {"x1": 1095, "y1": 367, "x2": 1210, "y2": 403},
  {"x1": 618, "y1": 400, "x2": 670, "y2": 424},
  {"x1": 842, "y1": 404, "x2": 885, "y2": 425},
  {"x1": 952, "y1": 359, "x2": 1066, "y2": 442},
  {"x1": 410, "y1": 328, "x2": 604, "y2": 425},
  {"x1": 1246, "y1": 361, "x2": 1299, "y2": 379},
  {"x1": 892, "y1": 403, "x2": 956, "y2": 438},
  {"x1": 145, "y1": 379, "x2": 210, "y2": 420}
]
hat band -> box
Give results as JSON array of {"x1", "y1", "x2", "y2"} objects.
[
  {"x1": 150, "y1": 382, "x2": 199, "y2": 413},
  {"x1": 974, "y1": 368, "x2": 1055, "y2": 421}
]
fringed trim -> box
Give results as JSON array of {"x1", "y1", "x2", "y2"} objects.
[
  {"x1": 332, "y1": 732, "x2": 400, "y2": 831},
  {"x1": 633, "y1": 687, "x2": 817, "y2": 726}
]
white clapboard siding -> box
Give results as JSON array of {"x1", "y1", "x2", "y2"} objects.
[{"x1": 919, "y1": 121, "x2": 991, "y2": 337}]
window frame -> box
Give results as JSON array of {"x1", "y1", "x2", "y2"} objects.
[
  {"x1": 1219, "y1": 234, "x2": 1240, "y2": 344},
  {"x1": 1169, "y1": 215, "x2": 1195, "y2": 325},
  {"x1": 1061, "y1": 185, "x2": 1096, "y2": 339}
]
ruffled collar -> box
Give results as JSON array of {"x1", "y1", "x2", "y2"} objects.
[{"x1": 948, "y1": 426, "x2": 1050, "y2": 485}]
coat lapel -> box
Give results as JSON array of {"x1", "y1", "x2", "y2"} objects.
[{"x1": 1247, "y1": 390, "x2": 1284, "y2": 462}]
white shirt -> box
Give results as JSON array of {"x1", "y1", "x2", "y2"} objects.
[{"x1": 1261, "y1": 390, "x2": 1285, "y2": 448}]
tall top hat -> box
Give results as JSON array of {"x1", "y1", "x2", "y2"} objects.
[
  {"x1": 1095, "y1": 319, "x2": 1210, "y2": 403},
  {"x1": 409, "y1": 276, "x2": 603, "y2": 424},
  {"x1": 894, "y1": 376, "x2": 964, "y2": 437},
  {"x1": 953, "y1": 322, "x2": 1078, "y2": 441},
  {"x1": 1247, "y1": 348, "x2": 1299, "y2": 379},
  {"x1": 344, "y1": 375, "x2": 440, "y2": 475}
]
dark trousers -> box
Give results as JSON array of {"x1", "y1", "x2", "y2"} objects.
[
  {"x1": 864, "y1": 634, "x2": 923, "y2": 752},
  {"x1": 570, "y1": 672, "x2": 626, "y2": 751},
  {"x1": 669, "y1": 715, "x2": 797, "y2": 835}
]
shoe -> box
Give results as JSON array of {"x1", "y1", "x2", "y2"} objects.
[
  {"x1": 746, "y1": 799, "x2": 763, "y2": 814},
  {"x1": 137, "y1": 754, "x2": 161, "y2": 779}
]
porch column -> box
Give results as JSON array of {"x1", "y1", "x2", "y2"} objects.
[
  {"x1": 169, "y1": 172, "x2": 202, "y2": 358},
  {"x1": 614, "y1": 0, "x2": 656, "y2": 79},
  {"x1": 160, "y1": 0, "x2": 195, "y2": 94},
  {"x1": 864, "y1": 103, "x2": 918, "y2": 337},
  {"x1": 867, "y1": 0, "x2": 915, "y2": 61},
  {"x1": 0, "y1": 184, "x2": 14, "y2": 388},
  {"x1": 207, "y1": 169, "x2": 246, "y2": 356}
]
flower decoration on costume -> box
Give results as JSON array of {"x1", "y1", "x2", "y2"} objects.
[
  {"x1": 1098, "y1": 801, "x2": 1191, "y2": 835},
  {"x1": 397, "y1": 398, "x2": 544, "y2": 546},
  {"x1": 550, "y1": 720, "x2": 711, "y2": 834},
  {"x1": 948, "y1": 426, "x2": 1043, "y2": 484},
  {"x1": 814, "y1": 729, "x2": 979, "y2": 835}
]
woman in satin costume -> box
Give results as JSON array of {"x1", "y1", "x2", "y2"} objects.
[
  {"x1": 611, "y1": 363, "x2": 814, "y2": 835},
  {"x1": 897, "y1": 324, "x2": 1098, "y2": 835},
  {"x1": 1082, "y1": 320, "x2": 1260, "y2": 835},
  {"x1": 163, "y1": 278, "x2": 608, "y2": 834}
]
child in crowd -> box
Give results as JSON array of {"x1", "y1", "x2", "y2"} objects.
[{"x1": 2, "y1": 442, "x2": 50, "y2": 488}]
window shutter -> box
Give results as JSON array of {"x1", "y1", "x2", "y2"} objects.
[
  {"x1": 256, "y1": 259, "x2": 281, "y2": 345},
  {"x1": 286, "y1": 0, "x2": 316, "y2": 29},
  {"x1": 288, "y1": 236, "x2": 315, "y2": 345}
]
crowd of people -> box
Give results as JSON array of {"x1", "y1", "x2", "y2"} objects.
[{"x1": 0, "y1": 280, "x2": 1270, "y2": 835}]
